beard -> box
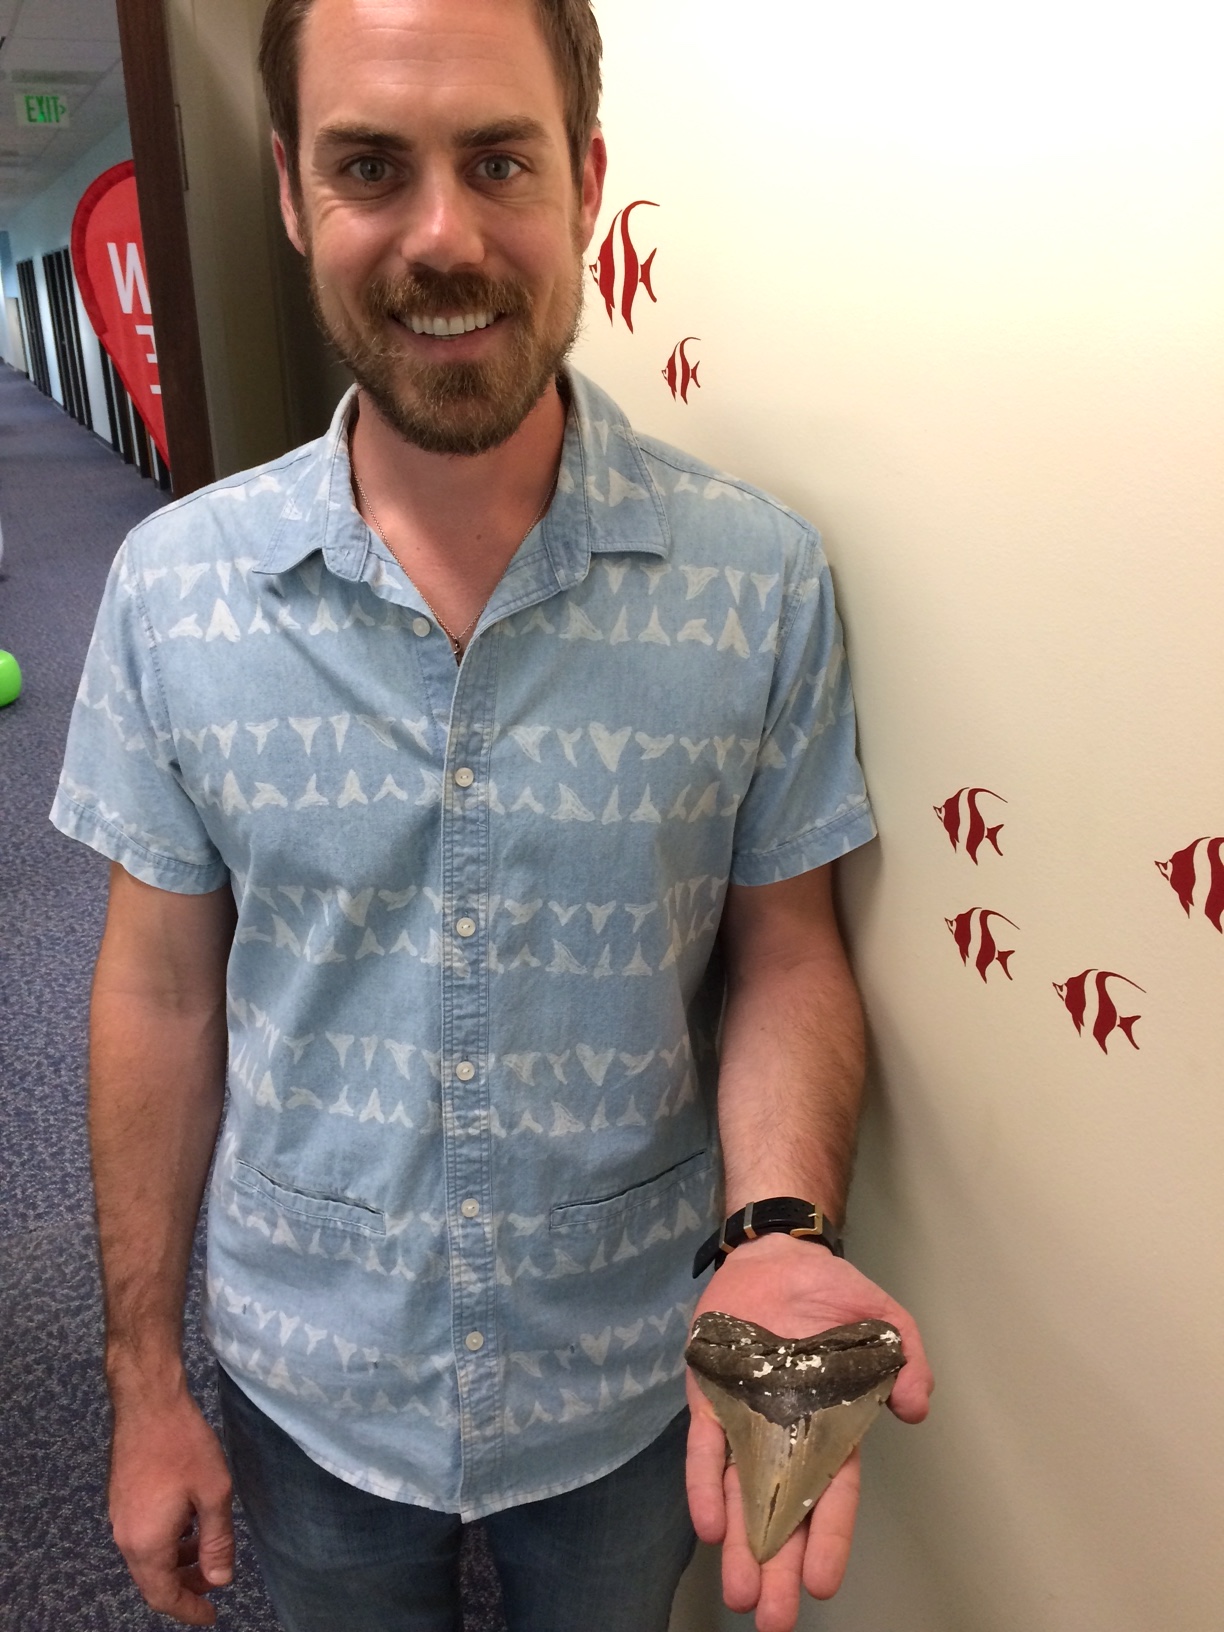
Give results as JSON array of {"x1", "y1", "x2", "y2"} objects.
[{"x1": 307, "y1": 256, "x2": 584, "y2": 457}]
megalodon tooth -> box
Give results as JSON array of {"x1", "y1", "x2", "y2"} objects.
[{"x1": 685, "y1": 1313, "x2": 905, "y2": 1563}]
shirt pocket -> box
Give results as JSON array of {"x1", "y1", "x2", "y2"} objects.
[
  {"x1": 230, "y1": 1159, "x2": 387, "y2": 1239},
  {"x1": 548, "y1": 1148, "x2": 710, "y2": 1234}
]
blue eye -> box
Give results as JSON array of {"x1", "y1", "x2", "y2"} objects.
[
  {"x1": 353, "y1": 157, "x2": 388, "y2": 184},
  {"x1": 478, "y1": 155, "x2": 521, "y2": 182}
]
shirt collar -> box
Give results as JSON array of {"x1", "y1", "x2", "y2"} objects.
[{"x1": 253, "y1": 368, "x2": 670, "y2": 582}]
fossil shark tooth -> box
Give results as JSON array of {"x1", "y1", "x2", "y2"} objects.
[{"x1": 685, "y1": 1313, "x2": 905, "y2": 1563}]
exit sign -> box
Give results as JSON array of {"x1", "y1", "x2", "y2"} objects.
[{"x1": 16, "y1": 92, "x2": 69, "y2": 126}]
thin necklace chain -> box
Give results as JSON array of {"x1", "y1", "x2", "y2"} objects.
[{"x1": 354, "y1": 470, "x2": 557, "y2": 660}]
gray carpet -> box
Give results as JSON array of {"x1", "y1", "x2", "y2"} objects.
[{"x1": 0, "y1": 365, "x2": 505, "y2": 1631}]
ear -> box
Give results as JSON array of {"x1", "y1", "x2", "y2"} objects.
[
  {"x1": 577, "y1": 129, "x2": 608, "y2": 251},
  {"x1": 272, "y1": 132, "x2": 307, "y2": 255}
]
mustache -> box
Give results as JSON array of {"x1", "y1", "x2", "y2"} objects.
[{"x1": 363, "y1": 268, "x2": 532, "y2": 324}]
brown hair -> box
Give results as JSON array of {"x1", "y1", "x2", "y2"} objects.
[{"x1": 259, "y1": 0, "x2": 602, "y2": 188}]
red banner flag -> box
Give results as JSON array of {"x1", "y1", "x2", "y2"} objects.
[{"x1": 70, "y1": 160, "x2": 168, "y2": 465}]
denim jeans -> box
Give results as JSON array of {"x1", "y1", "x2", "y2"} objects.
[{"x1": 218, "y1": 1368, "x2": 696, "y2": 1632}]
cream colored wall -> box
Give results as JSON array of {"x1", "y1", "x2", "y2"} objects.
[
  {"x1": 164, "y1": 0, "x2": 347, "y2": 478},
  {"x1": 564, "y1": 3, "x2": 1224, "y2": 1630}
]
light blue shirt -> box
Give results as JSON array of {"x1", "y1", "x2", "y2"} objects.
[{"x1": 52, "y1": 370, "x2": 875, "y2": 1518}]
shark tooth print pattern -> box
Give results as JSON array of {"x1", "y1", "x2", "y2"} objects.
[{"x1": 51, "y1": 370, "x2": 876, "y2": 1521}]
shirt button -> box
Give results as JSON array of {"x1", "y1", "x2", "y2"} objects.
[
  {"x1": 455, "y1": 916, "x2": 476, "y2": 938},
  {"x1": 460, "y1": 1198, "x2": 480, "y2": 1219},
  {"x1": 411, "y1": 616, "x2": 431, "y2": 638},
  {"x1": 453, "y1": 767, "x2": 475, "y2": 789},
  {"x1": 464, "y1": 1331, "x2": 485, "y2": 1352},
  {"x1": 455, "y1": 1060, "x2": 476, "y2": 1082}
]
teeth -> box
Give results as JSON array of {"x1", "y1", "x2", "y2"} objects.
[{"x1": 406, "y1": 311, "x2": 497, "y2": 337}]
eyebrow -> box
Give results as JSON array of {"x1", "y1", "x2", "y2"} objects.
[{"x1": 314, "y1": 117, "x2": 551, "y2": 155}]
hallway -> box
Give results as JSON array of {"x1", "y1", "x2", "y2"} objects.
[
  {"x1": 0, "y1": 366, "x2": 505, "y2": 1631},
  {"x1": 0, "y1": 361, "x2": 282, "y2": 1630}
]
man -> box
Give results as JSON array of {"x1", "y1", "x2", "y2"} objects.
[{"x1": 53, "y1": 1, "x2": 932, "y2": 1628}]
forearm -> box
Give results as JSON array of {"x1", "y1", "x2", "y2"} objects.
[
  {"x1": 716, "y1": 870, "x2": 865, "y2": 1221},
  {"x1": 91, "y1": 997, "x2": 227, "y2": 1392},
  {"x1": 693, "y1": 871, "x2": 931, "y2": 1630},
  {"x1": 89, "y1": 868, "x2": 234, "y2": 1405},
  {"x1": 84, "y1": 870, "x2": 239, "y2": 1625}
]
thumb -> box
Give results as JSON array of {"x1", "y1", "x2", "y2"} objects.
[{"x1": 196, "y1": 1492, "x2": 235, "y2": 1587}]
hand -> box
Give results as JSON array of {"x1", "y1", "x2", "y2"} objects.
[
  {"x1": 685, "y1": 1234, "x2": 933, "y2": 1632},
  {"x1": 108, "y1": 1388, "x2": 235, "y2": 1626}
]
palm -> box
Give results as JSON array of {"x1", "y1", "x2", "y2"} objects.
[{"x1": 685, "y1": 1235, "x2": 932, "y2": 1632}]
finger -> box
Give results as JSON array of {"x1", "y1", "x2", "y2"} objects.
[
  {"x1": 752, "y1": 1525, "x2": 808, "y2": 1632},
  {"x1": 718, "y1": 1461, "x2": 762, "y2": 1615},
  {"x1": 196, "y1": 1490, "x2": 235, "y2": 1589},
  {"x1": 122, "y1": 1519, "x2": 216, "y2": 1627},
  {"x1": 128, "y1": 1549, "x2": 219, "y2": 1628},
  {"x1": 685, "y1": 1375, "x2": 729, "y2": 1543},
  {"x1": 888, "y1": 1315, "x2": 935, "y2": 1422},
  {"x1": 177, "y1": 1563, "x2": 217, "y2": 1597},
  {"x1": 802, "y1": 1448, "x2": 862, "y2": 1600}
]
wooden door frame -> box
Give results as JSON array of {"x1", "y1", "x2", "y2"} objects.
[{"x1": 114, "y1": 0, "x2": 215, "y2": 496}]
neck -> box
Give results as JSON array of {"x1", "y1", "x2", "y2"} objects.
[
  {"x1": 349, "y1": 379, "x2": 567, "y2": 544},
  {"x1": 347, "y1": 379, "x2": 567, "y2": 659}
]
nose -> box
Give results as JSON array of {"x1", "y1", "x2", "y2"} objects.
[{"x1": 398, "y1": 163, "x2": 485, "y2": 273}]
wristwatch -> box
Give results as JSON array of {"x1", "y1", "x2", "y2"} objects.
[{"x1": 692, "y1": 1196, "x2": 844, "y2": 1278}]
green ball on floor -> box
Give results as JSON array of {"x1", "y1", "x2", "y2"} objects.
[{"x1": 0, "y1": 649, "x2": 22, "y2": 707}]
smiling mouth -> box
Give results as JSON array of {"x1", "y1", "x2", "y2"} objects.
[{"x1": 400, "y1": 311, "x2": 502, "y2": 338}]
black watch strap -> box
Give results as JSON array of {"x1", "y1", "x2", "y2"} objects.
[{"x1": 692, "y1": 1197, "x2": 844, "y2": 1278}]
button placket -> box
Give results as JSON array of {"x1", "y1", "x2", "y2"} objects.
[{"x1": 439, "y1": 653, "x2": 498, "y2": 1488}]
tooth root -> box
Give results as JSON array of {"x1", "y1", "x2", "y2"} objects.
[{"x1": 685, "y1": 1315, "x2": 904, "y2": 1564}]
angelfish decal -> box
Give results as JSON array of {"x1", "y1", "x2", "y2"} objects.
[
  {"x1": 1155, "y1": 836, "x2": 1224, "y2": 932},
  {"x1": 1053, "y1": 970, "x2": 1144, "y2": 1054},
  {"x1": 589, "y1": 200, "x2": 659, "y2": 332},
  {"x1": 946, "y1": 909, "x2": 1018, "y2": 982},
  {"x1": 934, "y1": 787, "x2": 1006, "y2": 863},
  {"x1": 663, "y1": 337, "x2": 701, "y2": 403}
]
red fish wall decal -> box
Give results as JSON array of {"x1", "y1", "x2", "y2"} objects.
[
  {"x1": 662, "y1": 337, "x2": 701, "y2": 402},
  {"x1": 1053, "y1": 969, "x2": 1144, "y2": 1053},
  {"x1": 934, "y1": 787, "x2": 1006, "y2": 863},
  {"x1": 946, "y1": 909, "x2": 1018, "y2": 982},
  {"x1": 589, "y1": 200, "x2": 659, "y2": 332},
  {"x1": 1155, "y1": 837, "x2": 1224, "y2": 932}
]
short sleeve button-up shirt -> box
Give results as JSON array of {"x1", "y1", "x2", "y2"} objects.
[{"x1": 52, "y1": 370, "x2": 876, "y2": 1518}]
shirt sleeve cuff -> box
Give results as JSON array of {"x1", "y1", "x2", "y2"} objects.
[
  {"x1": 729, "y1": 800, "x2": 877, "y2": 886},
  {"x1": 49, "y1": 793, "x2": 231, "y2": 895}
]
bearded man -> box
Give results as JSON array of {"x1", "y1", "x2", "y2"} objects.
[{"x1": 53, "y1": 2, "x2": 932, "y2": 1629}]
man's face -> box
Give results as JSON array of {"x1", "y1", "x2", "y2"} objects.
[{"x1": 275, "y1": 0, "x2": 605, "y2": 456}]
